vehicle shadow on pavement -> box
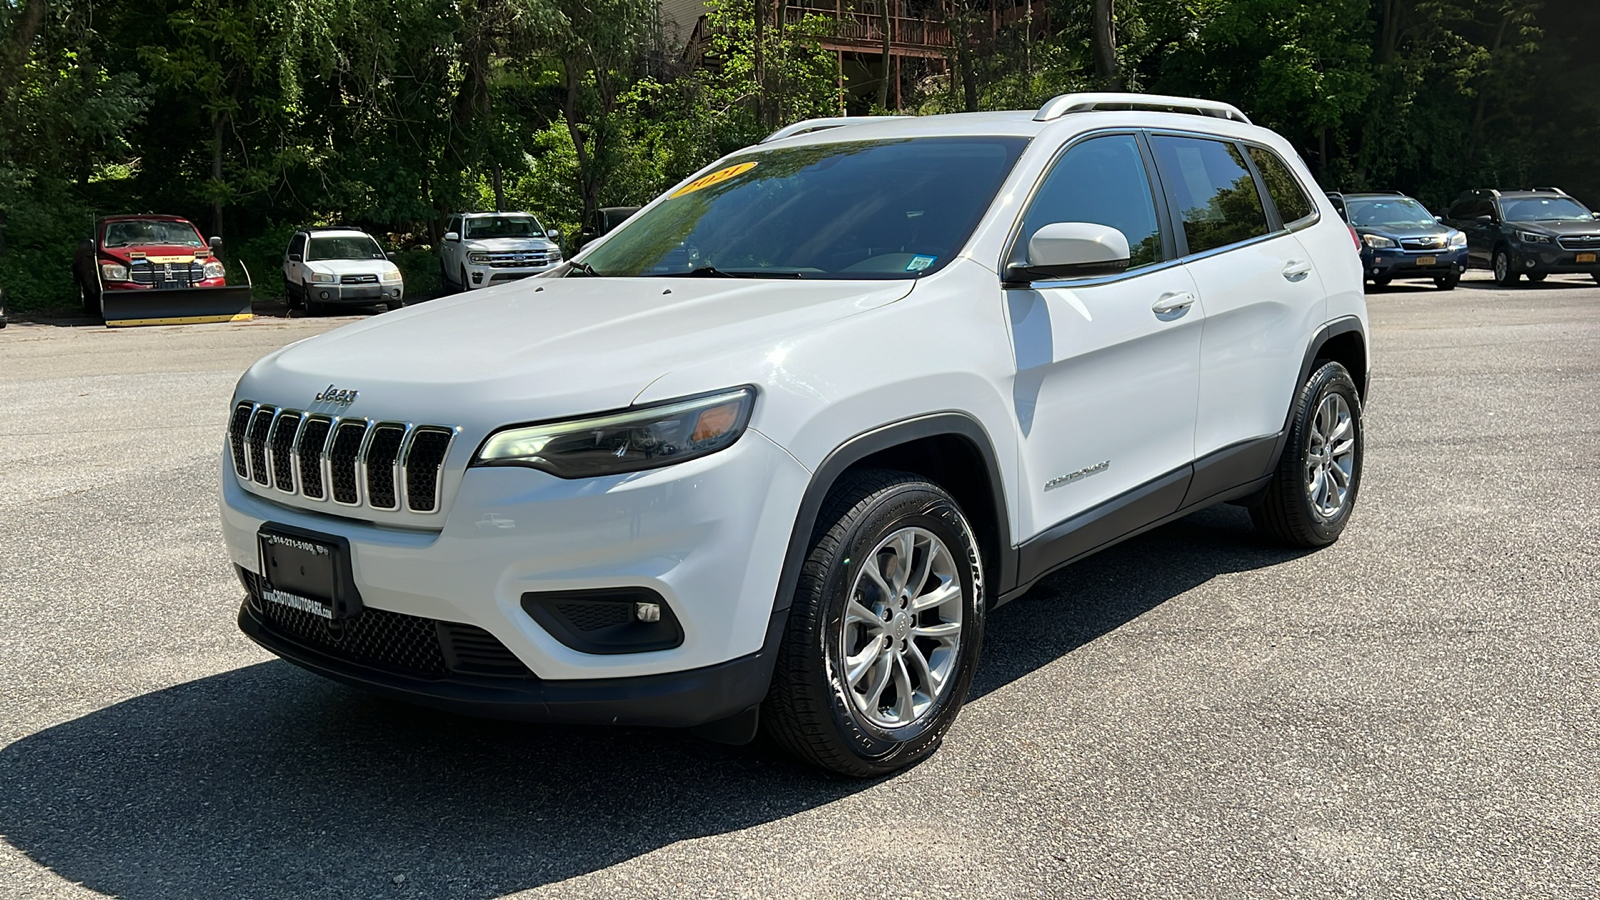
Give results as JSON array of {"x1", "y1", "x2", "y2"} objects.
[
  {"x1": 0, "y1": 506, "x2": 1301, "y2": 899},
  {"x1": 970, "y1": 503, "x2": 1308, "y2": 701}
]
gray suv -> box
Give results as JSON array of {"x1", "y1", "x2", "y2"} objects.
[{"x1": 1441, "y1": 188, "x2": 1600, "y2": 285}]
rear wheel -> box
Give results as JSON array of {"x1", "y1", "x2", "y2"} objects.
[
  {"x1": 1250, "y1": 361, "x2": 1363, "y2": 548},
  {"x1": 1493, "y1": 248, "x2": 1519, "y2": 285},
  {"x1": 1434, "y1": 271, "x2": 1460, "y2": 290},
  {"x1": 763, "y1": 470, "x2": 984, "y2": 777}
]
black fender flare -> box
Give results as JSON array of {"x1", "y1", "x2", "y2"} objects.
[
  {"x1": 768, "y1": 413, "x2": 1015, "y2": 618},
  {"x1": 1261, "y1": 315, "x2": 1368, "y2": 479}
]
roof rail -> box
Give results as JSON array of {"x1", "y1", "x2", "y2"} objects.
[
  {"x1": 1035, "y1": 92, "x2": 1251, "y2": 125},
  {"x1": 1528, "y1": 186, "x2": 1567, "y2": 195},
  {"x1": 761, "y1": 116, "x2": 907, "y2": 144}
]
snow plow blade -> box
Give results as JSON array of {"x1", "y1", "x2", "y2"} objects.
[{"x1": 101, "y1": 285, "x2": 254, "y2": 327}]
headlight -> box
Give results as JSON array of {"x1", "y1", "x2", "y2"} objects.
[
  {"x1": 468, "y1": 252, "x2": 490, "y2": 264},
  {"x1": 473, "y1": 387, "x2": 756, "y2": 478},
  {"x1": 99, "y1": 262, "x2": 130, "y2": 281},
  {"x1": 1517, "y1": 230, "x2": 1551, "y2": 244},
  {"x1": 1362, "y1": 234, "x2": 1397, "y2": 249},
  {"x1": 203, "y1": 260, "x2": 226, "y2": 279},
  {"x1": 1448, "y1": 231, "x2": 1467, "y2": 249},
  {"x1": 309, "y1": 271, "x2": 337, "y2": 283},
  {"x1": 379, "y1": 267, "x2": 403, "y2": 284}
]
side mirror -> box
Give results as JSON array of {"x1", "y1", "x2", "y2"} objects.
[
  {"x1": 1007, "y1": 222, "x2": 1130, "y2": 282},
  {"x1": 1475, "y1": 214, "x2": 1496, "y2": 224},
  {"x1": 1592, "y1": 211, "x2": 1600, "y2": 220},
  {"x1": 208, "y1": 236, "x2": 222, "y2": 250},
  {"x1": 1435, "y1": 215, "x2": 1444, "y2": 223},
  {"x1": 385, "y1": 250, "x2": 396, "y2": 259},
  {"x1": 546, "y1": 229, "x2": 561, "y2": 240},
  {"x1": 444, "y1": 231, "x2": 460, "y2": 242},
  {"x1": 288, "y1": 253, "x2": 303, "y2": 263}
]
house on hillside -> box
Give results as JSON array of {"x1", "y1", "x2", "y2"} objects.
[{"x1": 663, "y1": 0, "x2": 1050, "y2": 112}]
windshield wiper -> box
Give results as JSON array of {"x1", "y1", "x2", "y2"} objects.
[
  {"x1": 660, "y1": 265, "x2": 803, "y2": 279},
  {"x1": 566, "y1": 261, "x2": 603, "y2": 277}
]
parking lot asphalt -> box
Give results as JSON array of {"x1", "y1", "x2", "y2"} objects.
[{"x1": 1, "y1": 274, "x2": 1596, "y2": 899}]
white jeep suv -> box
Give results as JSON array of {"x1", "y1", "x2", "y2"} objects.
[
  {"x1": 439, "y1": 211, "x2": 564, "y2": 291},
  {"x1": 222, "y1": 94, "x2": 1367, "y2": 776}
]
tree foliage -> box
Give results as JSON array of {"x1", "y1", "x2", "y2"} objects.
[{"x1": 1, "y1": 0, "x2": 1596, "y2": 311}]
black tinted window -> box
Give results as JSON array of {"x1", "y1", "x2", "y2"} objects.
[
  {"x1": 288, "y1": 234, "x2": 306, "y2": 256},
  {"x1": 1447, "y1": 198, "x2": 1476, "y2": 219},
  {"x1": 1019, "y1": 134, "x2": 1165, "y2": 270},
  {"x1": 1248, "y1": 147, "x2": 1314, "y2": 225},
  {"x1": 1151, "y1": 135, "x2": 1270, "y2": 254}
]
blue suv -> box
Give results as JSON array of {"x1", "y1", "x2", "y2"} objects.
[{"x1": 1333, "y1": 191, "x2": 1468, "y2": 290}]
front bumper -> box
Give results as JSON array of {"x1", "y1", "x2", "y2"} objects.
[
  {"x1": 464, "y1": 262, "x2": 558, "y2": 289},
  {"x1": 238, "y1": 597, "x2": 785, "y2": 726},
  {"x1": 1507, "y1": 244, "x2": 1600, "y2": 275},
  {"x1": 1363, "y1": 246, "x2": 1468, "y2": 280},
  {"x1": 220, "y1": 427, "x2": 811, "y2": 689},
  {"x1": 306, "y1": 282, "x2": 405, "y2": 304}
]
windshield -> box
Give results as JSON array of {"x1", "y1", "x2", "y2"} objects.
[
  {"x1": 579, "y1": 137, "x2": 1029, "y2": 279},
  {"x1": 307, "y1": 235, "x2": 385, "y2": 261},
  {"x1": 1347, "y1": 197, "x2": 1437, "y2": 230},
  {"x1": 1502, "y1": 196, "x2": 1593, "y2": 223},
  {"x1": 103, "y1": 220, "x2": 204, "y2": 248},
  {"x1": 465, "y1": 215, "x2": 545, "y2": 239}
]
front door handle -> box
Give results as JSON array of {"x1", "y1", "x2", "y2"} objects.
[
  {"x1": 1152, "y1": 292, "x2": 1195, "y2": 320},
  {"x1": 1283, "y1": 260, "x2": 1313, "y2": 281}
]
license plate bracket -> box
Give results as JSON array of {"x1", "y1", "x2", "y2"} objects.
[
  {"x1": 1417, "y1": 256, "x2": 1437, "y2": 266},
  {"x1": 1577, "y1": 252, "x2": 1597, "y2": 264},
  {"x1": 257, "y1": 524, "x2": 364, "y2": 620}
]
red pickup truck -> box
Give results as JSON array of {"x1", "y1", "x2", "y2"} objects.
[{"x1": 72, "y1": 214, "x2": 251, "y2": 326}]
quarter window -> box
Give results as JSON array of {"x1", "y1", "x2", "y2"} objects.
[
  {"x1": 1017, "y1": 133, "x2": 1165, "y2": 271},
  {"x1": 1150, "y1": 135, "x2": 1271, "y2": 255},
  {"x1": 1248, "y1": 146, "x2": 1315, "y2": 225}
]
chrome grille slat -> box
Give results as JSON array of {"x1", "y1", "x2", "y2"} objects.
[
  {"x1": 231, "y1": 400, "x2": 455, "y2": 514},
  {"x1": 1557, "y1": 234, "x2": 1600, "y2": 251}
]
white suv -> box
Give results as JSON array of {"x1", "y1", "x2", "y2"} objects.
[
  {"x1": 439, "y1": 211, "x2": 564, "y2": 290},
  {"x1": 282, "y1": 227, "x2": 404, "y2": 315},
  {"x1": 222, "y1": 94, "x2": 1367, "y2": 776}
]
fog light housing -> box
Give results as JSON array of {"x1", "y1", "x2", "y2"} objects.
[
  {"x1": 320, "y1": 291, "x2": 330, "y2": 300},
  {"x1": 521, "y1": 588, "x2": 683, "y2": 654}
]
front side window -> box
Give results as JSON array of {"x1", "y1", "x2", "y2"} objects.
[
  {"x1": 580, "y1": 137, "x2": 1028, "y2": 279},
  {"x1": 103, "y1": 220, "x2": 204, "y2": 248},
  {"x1": 1347, "y1": 196, "x2": 1437, "y2": 229},
  {"x1": 1501, "y1": 196, "x2": 1593, "y2": 223},
  {"x1": 1015, "y1": 133, "x2": 1166, "y2": 271},
  {"x1": 287, "y1": 234, "x2": 307, "y2": 257},
  {"x1": 1247, "y1": 147, "x2": 1315, "y2": 225},
  {"x1": 1150, "y1": 135, "x2": 1270, "y2": 255},
  {"x1": 466, "y1": 215, "x2": 545, "y2": 239},
  {"x1": 307, "y1": 235, "x2": 385, "y2": 261}
]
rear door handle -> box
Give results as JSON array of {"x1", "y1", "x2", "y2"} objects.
[
  {"x1": 1151, "y1": 292, "x2": 1195, "y2": 320},
  {"x1": 1283, "y1": 260, "x2": 1313, "y2": 281}
]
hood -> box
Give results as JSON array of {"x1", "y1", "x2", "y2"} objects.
[
  {"x1": 1353, "y1": 223, "x2": 1454, "y2": 241},
  {"x1": 239, "y1": 275, "x2": 913, "y2": 428},
  {"x1": 463, "y1": 237, "x2": 558, "y2": 253},
  {"x1": 100, "y1": 243, "x2": 211, "y2": 263},
  {"x1": 306, "y1": 258, "x2": 396, "y2": 276},
  {"x1": 1503, "y1": 219, "x2": 1600, "y2": 237}
]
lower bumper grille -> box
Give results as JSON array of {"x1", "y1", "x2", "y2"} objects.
[{"x1": 246, "y1": 571, "x2": 533, "y2": 679}]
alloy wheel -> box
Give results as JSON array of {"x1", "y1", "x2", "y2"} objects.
[
  {"x1": 840, "y1": 526, "x2": 964, "y2": 729},
  {"x1": 1304, "y1": 393, "x2": 1356, "y2": 520}
]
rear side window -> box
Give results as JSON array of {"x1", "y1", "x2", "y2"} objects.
[
  {"x1": 1150, "y1": 135, "x2": 1270, "y2": 255},
  {"x1": 1018, "y1": 133, "x2": 1166, "y2": 270},
  {"x1": 1248, "y1": 147, "x2": 1315, "y2": 225}
]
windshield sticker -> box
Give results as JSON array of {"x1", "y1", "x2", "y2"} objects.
[
  {"x1": 671, "y1": 162, "x2": 757, "y2": 198},
  {"x1": 906, "y1": 255, "x2": 937, "y2": 272}
]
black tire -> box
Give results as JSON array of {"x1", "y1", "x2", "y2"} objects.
[
  {"x1": 386, "y1": 299, "x2": 403, "y2": 312},
  {"x1": 1493, "y1": 248, "x2": 1519, "y2": 285},
  {"x1": 459, "y1": 266, "x2": 471, "y2": 293},
  {"x1": 1434, "y1": 271, "x2": 1460, "y2": 290},
  {"x1": 1526, "y1": 272, "x2": 1547, "y2": 283},
  {"x1": 301, "y1": 282, "x2": 320, "y2": 316},
  {"x1": 1594, "y1": 272, "x2": 1600, "y2": 286},
  {"x1": 1249, "y1": 361, "x2": 1364, "y2": 548},
  {"x1": 284, "y1": 277, "x2": 303, "y2": 311},
  {"x1": 763, "y1": 470, "x2": 985, "y2": 777},
  {"x1": 78, "y1": 279, "x2": 101, "y2": 320},
  {"x1": 1371, "y1": 276, "x2": 1392, "y2": 288}
]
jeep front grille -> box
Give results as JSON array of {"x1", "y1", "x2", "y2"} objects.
[{"x1": 229, "y1": 401, "x2": 457, "y2": 514}]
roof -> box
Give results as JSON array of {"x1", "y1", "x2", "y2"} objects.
[{"x1": 98, "y1": 214, "x2": 197, "y2": 224}]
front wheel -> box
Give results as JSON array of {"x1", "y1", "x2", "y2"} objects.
[
  {"x1": 1493, "y1": 249, "x2": 1519, "y2": 286},
  {"x1": 763, "y1": 470, "x2": 985, "y2": 777},
  {"x1": 78, "y1": 280, "x2": 101, "y2": 320},
  {"x1": 1526, "y1": 272, "x2": 1547, "y2": 283},
  {"x1": 1249, "y1": 361, "x2": 1364, "y2": 548},
  {"x1": 1434, "y1": 271, "x2": 1460, "y2": 290}
]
